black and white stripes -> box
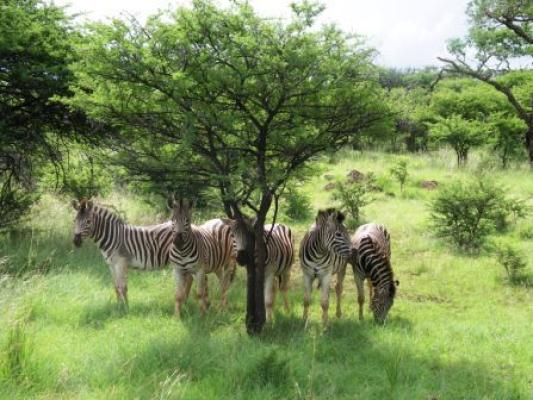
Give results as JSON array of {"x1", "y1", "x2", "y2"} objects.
[
  {"x1": 168, "y1": 199, "x2": 236, "y2": 316},
  {"x1": 72, "y1": 199, "x2": 174, "y2": 305},
  {"x1": 300, "y1": 208, "x2": 352, "y2": 326},
  {"x1": 351, "y1": 223, "x2": 398, "y2": 324}
]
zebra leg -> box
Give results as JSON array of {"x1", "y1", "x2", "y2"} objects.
[
  {"x1": 320, "y1": 273, "x2": 332, "y2": 327},
  {"x1": 110, "y1": 259, "x2": 128, "y2": 307},
  {"x1": 217, "y1": 267, "x2": 232, "y2": 310},
  {"x1": 195, "y1": 270, "x2": 208, "y2": 316},
  {"x1": 173, "y1": 267, "x2": 188, "y2": 317},
  {"x1": 280, "y1": 270, "x2": 291, "y2": 313},
  {"x1": 354, "y1": 273, "x2": 365, "y2": 321},
  {"x1": 302, "y1": 272, "x2": 313, "y2": 327},
  {"x1": 335, "y1": 264, "x2": 347, "y2": 319},
  {"x1": 367, "y1": 279, "x2": 373, "y2": 311},
  {"x1": 184, "y1": 273, "x2": 194, "y2": 300},
  {"x1": 264, "y1": 273, "x2": 275, "y2": 324}
]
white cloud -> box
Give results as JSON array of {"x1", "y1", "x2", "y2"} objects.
[{"x1": 55, "y1": 0, "x2": 470, "y2": 68}]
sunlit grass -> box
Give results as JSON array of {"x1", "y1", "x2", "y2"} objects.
[{"x1": 1, "y1": 149, "x2": 532, "y2": 399}]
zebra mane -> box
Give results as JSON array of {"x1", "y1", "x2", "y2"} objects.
[{"x1": 92, "y1": 204, "x2": 127, "y2": 225}]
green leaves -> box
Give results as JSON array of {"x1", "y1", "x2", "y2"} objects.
[{"x1": 67, "y1": 0, "x2": 387, "y2": 212}]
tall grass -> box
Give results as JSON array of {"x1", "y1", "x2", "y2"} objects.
[{"x1": 0, "y1": 149, "x2": 532, "y2": 399}]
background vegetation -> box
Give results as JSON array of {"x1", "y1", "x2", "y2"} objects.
[{"x1": 1, "y1": 0, "x2": 532, "y2": 398}]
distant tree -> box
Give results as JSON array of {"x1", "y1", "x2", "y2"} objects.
[
  {"x1": 0, "y1": 0, "x2": 96, "y2": 228},
  {"x1": 488, "y1": 112, "x2": 527, "y2": 167},
  {"x1": 67, "y1": 0, "x2": 389, "y2": 334},
  {"x1": 429, "y1": 78, "x2": 520, "y2": 166},
  {"x1": 430, "y1": 115, "x2": 486, "y2": 166},
  {"x1": 438, "y1": 0, "x2": 533, "y2": 166}
]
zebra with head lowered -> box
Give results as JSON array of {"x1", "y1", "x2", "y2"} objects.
[
  {"x1": 228, "y1": 217, "x2": 294, "y2": 323},
  {"x1": 300, "y1": 208, "x2": 352, "y2": 327},
  {"x1": 351, "y1": 223, "x2": 399, "y2": 324},
  {"x1": 168, "y1": 198, "x2": 236, "y2": 317},
  {"x1": 72, "y1": 198, "x2": 174, "y2": 306}
]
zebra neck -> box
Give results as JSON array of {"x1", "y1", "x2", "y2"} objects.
[
  {"x1": 314, "y1": 227, "x2": 329, "y2": 255},
  {"x1": 90, "y1": 207, "x2": 125, "y2": 251}
]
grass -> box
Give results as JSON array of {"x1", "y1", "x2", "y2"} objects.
[{"x1": 1, "y1": 149, "x2": 533, "y2": 399}]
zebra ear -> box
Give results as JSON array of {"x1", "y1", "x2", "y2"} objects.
[
  {"x1": 336, "y1": 211, "x2": 346, "y2": 223},
  {"x1": 86, "y1": 200, "x2": 93, "y2": 209},
  {"x1": 71, "y1": 200, "x2": 80, "y2": 210},
  {"x1": 167, "y1": 198, "x2": 174, "y2": 210},
  {"x1": 316, "y1": 210, "x2": 326, "y2": 223}
]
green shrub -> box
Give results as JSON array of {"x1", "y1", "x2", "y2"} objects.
[
  {"x1": 331, "y1": 181, "x2": 373, "y2": 229},
  {"x1": 429, "y1": 178, "x2": 522, "y2": 251},
  {"x1": 283, "y1": 188, "x2": 312, "y2": 221},
  {"x1": 389, "y1": 160, "x2": 409, "y2": 192},
  {"x1": 494, "y1": 243, "x2": 528, "y2": 285}
]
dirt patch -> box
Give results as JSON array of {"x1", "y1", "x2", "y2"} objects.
[
  {"x1": 324, "y1": 182, "x2": 336, "y2": 191},
  {"x1": 420, "y1": 180, "x2": 438, "y2": 190},
  {"x1": 346, "y1": 169, "x2": 365, "y2": 183}
]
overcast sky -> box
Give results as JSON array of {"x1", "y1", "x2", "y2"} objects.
[{"x1": 55, "y1": 0, "x2": 470, "y2": 68}]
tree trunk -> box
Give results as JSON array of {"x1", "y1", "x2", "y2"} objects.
[{"x1": 526, "y1": 127, "x2": 533, "y2": 168}]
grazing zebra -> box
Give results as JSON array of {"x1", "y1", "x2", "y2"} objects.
[
  {"x1": 229, "y1": 218, "x2": 294, "y2": 323},
  {"x1": 71, "y1": 198, "x2": 174, "y2": 306},
  {"x1": 300, "y1": 208, "x2": 352, "y2": 326},
  {"x1": 351, "y1": 223, "x2": 399, "y2": 324},
  {"x1": 168, "y1": 198, "x2": 236, "y2": 317}
]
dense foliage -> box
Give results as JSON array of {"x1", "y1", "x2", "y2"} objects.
[
  {"x1": 430, "y1": 178, "x2": 526, "y2": 250},
  {"x1": 0, "y1": 0, "x2": 99, "y2": 228}
]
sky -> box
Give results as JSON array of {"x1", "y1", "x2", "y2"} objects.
[{"x1": 54, "y1": 0, "x2": 471, "y2": 68}]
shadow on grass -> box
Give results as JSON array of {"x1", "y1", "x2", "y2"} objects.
[{"x1": 108, "y1": 315, "x2": 526, "y2": 400}]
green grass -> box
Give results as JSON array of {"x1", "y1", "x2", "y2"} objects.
[{"x1": 1, "y1": 149, "x2": 533, "y2": 399}]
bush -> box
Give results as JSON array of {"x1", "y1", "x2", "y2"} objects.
[
  {"x1": 331, "y1": 181, "x2": 373, "y2": 229},
  {"x1": 389, "y1": 160, "x2": 409, "y2": 192},
  {"x1": 494, "y1": 243, "x2": 528, "y2": 285},
  {"x1": 283, "y1": 188, "x2": 312, "y2": 221},
  {"x1": 429, "y1": 178, "x2": 523, "y2": 251}
]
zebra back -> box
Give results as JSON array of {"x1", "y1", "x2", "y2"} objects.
[
  {"x1": 85, "y1": 204, "x2": 174, "y2": 269},
  {"x1": 351, "y1": 223, "x2": 397, "y2": 322}
]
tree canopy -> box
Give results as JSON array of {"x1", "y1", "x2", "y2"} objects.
[
  {"x1": 0, "y1": 0, "x2": 96, "y2": 228},
  {"x1": 439, "y1": 0, "x2": 533, "y2": 166},
  {"x1": 67, "y1": 0, "x2": 389, "y2": 333}
]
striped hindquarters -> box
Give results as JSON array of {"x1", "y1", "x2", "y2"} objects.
[
  {"x1": 352, "y1": 223, "x2": 392, "y2": 285},
  {"x1": 264, "y1": 224, "x2": 294, "y2": 277}
]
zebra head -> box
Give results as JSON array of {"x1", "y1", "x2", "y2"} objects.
[
  {"x1": 168, "y1": 198, "x2": 193, "y2": 244},
  {"x1": 72, "y1": 198, "x2": 94, "y2": 247},
  {"x1": 317, "y1": 208, "x2": 351, "y2": 259},
  {"x1": 371, "y1": 279, "x2": 399, "y2": 325},
  {"x1": 228, "y1": 216, "x2": 254, "y2": 266}
]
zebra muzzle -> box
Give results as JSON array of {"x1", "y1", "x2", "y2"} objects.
[
  {"x1": 236, "y1": 250, "x2": 251, "y2": 266},
  {"x1": 73, "y1": 234, "x2": 82, "y2": 248}
]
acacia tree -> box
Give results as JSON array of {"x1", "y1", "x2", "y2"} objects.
[
  {"x1": 68, "y1": 0, "x2": 389, "y2": 334},
  {"x1": 438, "y1": 0, "x2": 533, "y2": 166},
  {"x1": 0, "y1": 0, "x2": 99, "y2": 228}
]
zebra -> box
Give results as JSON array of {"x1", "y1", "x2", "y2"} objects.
[
  {"x1": 168, "y1": 198, "x2": 236, "y2": 317},
  {"x1": 351, "y1": 223, "x2": 399, "y2": 324},
  {"x1": 71, "y1": 198, "x2": 174, "y2": 306},
  {"x1": 300, "y1": 208, "x2": 352, "y2": 327},
  {"x1": 228, "y1": 217, "x2": 294, "y2": 323}
]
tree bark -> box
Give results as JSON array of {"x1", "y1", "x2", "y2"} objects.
[{"x1": 526, "y1": 127, "x2": 533, "y2": 168}]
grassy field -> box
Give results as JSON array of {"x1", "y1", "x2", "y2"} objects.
[{"x1": 1, "y1": 150, "x2": 532, "y2": 399}]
